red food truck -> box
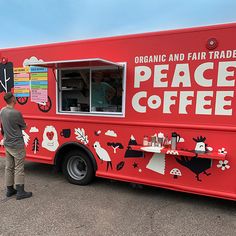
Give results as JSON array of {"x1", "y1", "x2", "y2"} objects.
[{"x1": 0, "y1": 23, "x2": 236, "y2": 200}]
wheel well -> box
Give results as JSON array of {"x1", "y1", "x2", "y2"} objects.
[{"x1": 54, "y1": 142, "x2": 97, "y2": 172}]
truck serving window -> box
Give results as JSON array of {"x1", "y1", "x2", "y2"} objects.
[{"x1": 58, "y1": 67, "x2": 124, "y2": 115}]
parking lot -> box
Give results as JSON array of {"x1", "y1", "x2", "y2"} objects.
[{"x1": 0, "y1": 158, "x2": 235, "y2": 236}]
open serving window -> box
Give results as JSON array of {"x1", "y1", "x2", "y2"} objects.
[{"x1": 27, "y1": 58, "x2": 125, "y2": 116}]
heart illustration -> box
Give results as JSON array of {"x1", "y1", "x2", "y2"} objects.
[{"x1": 46, "y1": 131, "x2": 54, "y2": 140}]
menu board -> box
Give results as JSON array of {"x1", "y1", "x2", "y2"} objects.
[
  {"x1": 30, "y1": 68, "x2": 48, "y2": 103},
  {"x1": 13, "y1": 67, "x2": 30, "y2": 97}
]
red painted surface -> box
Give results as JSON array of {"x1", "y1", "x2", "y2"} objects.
[{"x1": 0, "y1": 23, "x2": 236, "y2": 200}]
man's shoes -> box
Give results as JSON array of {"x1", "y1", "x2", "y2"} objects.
[
  {"x1": 6, "y1": 185, "x2": 17, "y2": 197},
  {"x1": 16, "y1": 184, "x2": 32, "y2": 200}
]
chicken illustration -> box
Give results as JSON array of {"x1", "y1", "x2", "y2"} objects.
[
  {"x1": 175, "y1": 136, "x2": 212, "y2": 181},
  {"x1": 93, "y1": 141, "x2": 112, "y2": 171}
]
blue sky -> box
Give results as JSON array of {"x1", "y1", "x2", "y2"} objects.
[{"x1": 0, "y1": 0, "x2": 236, "y2": 48}]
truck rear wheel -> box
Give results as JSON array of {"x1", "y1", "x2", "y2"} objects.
[{"x1": 62, "y1": 150, "x2": 95, "y2": 185}]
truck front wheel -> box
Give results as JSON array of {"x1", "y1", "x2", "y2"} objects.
[{"x1": 62, "y1": 150, "x2": 95, "y2": 185}]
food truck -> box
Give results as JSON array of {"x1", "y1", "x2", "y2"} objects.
[{"x1": 0, "y1": 23, "x2": 236, "y2": 200}]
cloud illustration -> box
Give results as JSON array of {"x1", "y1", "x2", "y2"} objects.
[
  {"x1": 30, "y1": 127, "x2": 39, "y2": 133},
  {"x1": 105, "y1": 130, "x2": 117, "y2": 137},
  {"x1": 23, "y1": 56, "x2": 44, "y2": 67},
  {"x1": 179, "y1": 137, "x2": 185, "y2": 142}
]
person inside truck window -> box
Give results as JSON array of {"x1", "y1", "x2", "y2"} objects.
[
  {"x1": 111, "y1": 84, "x2": 123, "y2": 112},
  {"x1": 77, "y1": 80, "x2": 89, "y2": 102},
  {"x1": 91, "y1": 71, "x2": 115, "y2": 111},
  {"x1": 112, "y1": 85, "x2": 123, "y2": 106},
  {"x1": 76, "y1": 80, "x2": 89, "y2": 111}
]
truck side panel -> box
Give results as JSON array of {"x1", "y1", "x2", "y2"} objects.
[{"x1": 0, "y1": 23, "x2": 235, "y2": 200}]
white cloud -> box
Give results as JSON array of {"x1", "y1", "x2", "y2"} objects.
[
  {"x1": 105, "y1": 130, "x2": 117, "y2": 137},
  {"x1": 30, "y1": 127, "x2": 39, "y2": 133},
  {"x1": 179, "y1": 137, "x2": 185, "y2": 143},
  {"x1": 23, "y1": 56, "x2": 44, "y2": 67}
]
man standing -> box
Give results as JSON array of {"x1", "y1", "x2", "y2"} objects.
[{"x1": 0, "y1": 92, "x2": 32, "y2": 200}]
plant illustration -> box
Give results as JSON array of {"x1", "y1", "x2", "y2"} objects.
[{"x1": 75, "y1": 128, "x2": 89, "y2": 145}]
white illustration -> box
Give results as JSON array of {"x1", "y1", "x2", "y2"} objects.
[
  {"x1": 22, "y1": 130, "x2": 30, "y2": 146},
  {"x1": 170, "y1": 168, "x2": 182, "y2": 179},
  {"x1": 0, "y1": 139, "x2": 3, "y2": 146},
  {"x1": 33, "y1": 138, "x2": 39, "y2": 154},
  {"x1": 0, "y1": 68, "x2": 11, "y2": 92},
  {"x1": 207, "y1": 146, "x2": 213, "y2": 152},
  {"x1": 23, "y1": 56, "x2": 44, "y2": 67},
  {"x1": 141, "y1": 146, "x2": 162, "y2": 153},
  {"x1": 107, "y1": 142, "x2": 123, "y2": 154},
  {"x1": 146, "y1": 153, "x2": 166, "y2": 175},
  {"x1": 30, "y1": 127, "x2": 39, "y2": 133},
  {"x1": 95, "y1": 130, "x2": 101, "y2": 136},
  {"x1": 195, "y1": 142, "x2": 205, "y2": 152},
  {"x1": 75, "y1": 128, "x2": 89, "y2": 145},
  {"x1": 217, "y1": 160, "x2": 230, "y2": 171},
  {"x1": 42, "y1": 126, "x2": 59, "y2": 152},
  {"x1": 166, "y1": 150, "x2": 179, "y2": 155},
  {"x1": 93, "y1": 141, "x2": 112, "y2": 171},
  {"x1": 218, "y1": 147, "x2": 227, "y2": 155},
  {"x1": 193, "y1": 136, "x2": 206, "y2": 152},
  {"x1": 179, "y1": 137, "x2": 185, "y2": 143},
  {"x1": 105, "y1": 130, "x2": 117, "y2": 137}
]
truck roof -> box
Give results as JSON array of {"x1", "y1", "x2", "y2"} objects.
[{"x1": 1, "y1": 22, "x2": 236, "y2": 51}]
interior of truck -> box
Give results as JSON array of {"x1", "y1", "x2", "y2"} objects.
[{"x1": 58, "y1": 66, "x2": 124, "y2": 115}]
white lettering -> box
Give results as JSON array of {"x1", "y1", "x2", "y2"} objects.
[
  {"x1": 134, "y1": 66, "x2": 151, "y2": 88},
  {"x1": 132, "y1": 91, "x2": 147, "y2": 113},
  {"x1": 148, "y1": 95, "x2": 162, "y2": 110},
  {"x1": 194, "y1": 62, "x2": 214, "y2": 87},
  {"x1": 135, "y1": 57, "x2": 139, "y2": 64},
  {"x1": 179, "y1": 91, "x2": 194, "y2": 114},
  {"x1": 215, "y1": 91, "x2": 234, "y2": 115},
  {"x1": 217, "y1": 61, "x2": 236, "y2": 87},
  {"x1": 195, "y1": 91, "x2": 213, "y2": 115},
  {"x1": 163, "y1": 91, "x2": 177, "y2": 113},
  {"x1": 171, "y1": 64, "x2": 191, "y2": 87},
  {"x1": 153, "y1": 64, "x2": 169, "y2": 87}
]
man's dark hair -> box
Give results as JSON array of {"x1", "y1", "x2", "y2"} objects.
[
  {"x1": 93, "y1": 71, "x2": 103, "y2": 78},
  {"x1": 4, "y1": 92, "x2": 14, "y2": 104}
]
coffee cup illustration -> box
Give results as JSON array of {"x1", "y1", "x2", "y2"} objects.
[{"x1": 60, "y1": 129, "x2": 71, "y2": 138}]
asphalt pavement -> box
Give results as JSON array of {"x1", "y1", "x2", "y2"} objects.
[{"x1": 0, "y1": 158, "x2": 235, "y2": 236}]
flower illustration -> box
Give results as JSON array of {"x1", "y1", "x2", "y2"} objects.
[
  {"x1": 217, "y1": 160, "x2": 230, "y2": 171},
  {"x1": 218, "y1": 147, "x2": 227, "y2": 155}
]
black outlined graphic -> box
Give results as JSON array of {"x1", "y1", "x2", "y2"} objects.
[{"x1": 0, "y1": 62, "x2": 14, "y2": 93}]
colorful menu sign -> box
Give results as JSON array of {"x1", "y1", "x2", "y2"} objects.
[
  {"x1": 30, "y1": 66, "x2": 48, "y2": 73},
  {"x1": 14, "y1": 68, "x2": 30, "y2": 97},
  {"x1": 30, "y1": 67, "x2": 48, "y2": 103},
  {"x1": 14, "y1": 67, "x2": 29, "y2": 74}
]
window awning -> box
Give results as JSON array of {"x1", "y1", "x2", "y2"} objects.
[{"x1": 25, "y1": 58, "x2": 124, "y2": 69}]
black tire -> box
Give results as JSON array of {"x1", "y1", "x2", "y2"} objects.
[
  {"x1": 62, "y1": 150, "x2": 95, "y2": 185},
  {"x1": 38, "y1": 96, "x2": 52, "y2": 112},
  {"x1": 16, "y1": 97, "x2": 28, "y2": 105}
]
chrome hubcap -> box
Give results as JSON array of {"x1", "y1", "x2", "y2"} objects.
[{"x1": 67, "y1": 155, "x2": 87, "y2": 180}]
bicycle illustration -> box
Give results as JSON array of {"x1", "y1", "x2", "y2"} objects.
[{"x1": 16, "y1": 96, "x2": 52, "y2": 113}]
